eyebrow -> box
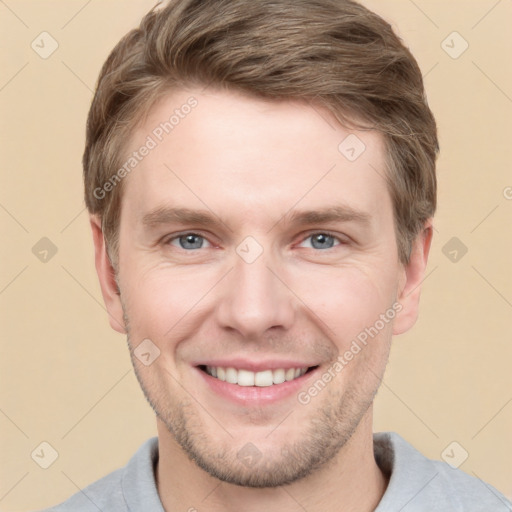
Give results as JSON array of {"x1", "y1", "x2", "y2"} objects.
[
  {"x1": 141, "y1": 205, "x2": 372, "y2": 231},
  {"x1": 142, "y1": 207, "x2": 221, "y2": 229},
  {"x1": 283, "y1": 205, "x2": 371, "y2": 227}
]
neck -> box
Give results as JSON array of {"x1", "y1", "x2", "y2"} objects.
[{"x1": 156, "y1": 409, "x2": 388, "y2": 512}]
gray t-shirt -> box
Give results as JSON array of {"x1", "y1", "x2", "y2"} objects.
[{"x1": 37, "y1": 432, "x2": 511, "y2": 511}]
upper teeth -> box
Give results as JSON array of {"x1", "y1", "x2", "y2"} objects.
[{"x1": 206, "y1": 366, "x2": 308, "y2": 387}]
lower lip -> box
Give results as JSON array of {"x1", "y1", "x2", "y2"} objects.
[{"x1": 195, "y1": 367, "x2": 319, "y2": 406}]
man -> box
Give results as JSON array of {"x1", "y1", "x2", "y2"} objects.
[{"x1": 40, "y1": 0, "x2": 511, "y2": 510}]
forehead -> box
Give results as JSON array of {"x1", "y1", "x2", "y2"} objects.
[{"x1": 120, "y1": 88, "x2": 390, "y2": 230}]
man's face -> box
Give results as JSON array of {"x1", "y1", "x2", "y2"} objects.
[{"x1": 96, "y1": 88, "x2": 425, "y2": 487}]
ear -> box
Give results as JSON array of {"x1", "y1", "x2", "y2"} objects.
[
  {"x1": 90, "y1": 215, "x2": 126, "y2": 334},
  {"x1": 393, "y1": 220, "x2": 434, "y2": 335}
]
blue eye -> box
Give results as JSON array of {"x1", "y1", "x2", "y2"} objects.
[
  {"x1": 300, "y1": 233, "x2": 340, "y2": 250},
  {"x1": 169, "y1": 233, "x2": 211, "y2": 250}
]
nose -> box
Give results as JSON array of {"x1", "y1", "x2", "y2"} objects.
[{"x1": 216, "y1": 249, "x2": 295, "y2": 339}]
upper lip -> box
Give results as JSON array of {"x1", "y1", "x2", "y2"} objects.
[{"x1": 194, "y1": 358, "x2": 320, "y2": 372}]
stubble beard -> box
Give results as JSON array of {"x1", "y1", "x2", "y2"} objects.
[{"x1": 124, "y1": 320, "x2": 384, "y2": 488}]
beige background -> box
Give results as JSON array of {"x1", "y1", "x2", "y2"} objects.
[{"x1": 1, "y1": 0, "x2": 511, "y2": 510}]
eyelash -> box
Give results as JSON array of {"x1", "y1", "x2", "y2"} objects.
[{"x1": 163, "y1": 231, "x2": 348, "y2": 251}]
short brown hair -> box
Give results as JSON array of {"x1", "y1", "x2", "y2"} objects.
[{"x1": 83, "y1": 0, "x2": 438, "y2": 267}]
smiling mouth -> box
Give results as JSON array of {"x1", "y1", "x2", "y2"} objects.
[{"x1": 198, "y1": 365, "x2": 318, "y2": 387}]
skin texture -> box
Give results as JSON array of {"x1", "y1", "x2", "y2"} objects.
[{"x1": 91, "y1": 88, "x2": 432, "y2": 512}]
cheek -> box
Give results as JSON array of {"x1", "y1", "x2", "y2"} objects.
[
  {"x1": 290, "y1": 263, "x2": 398, "y2": 346},
  {"x1": 121, "y1": 264, "x2": 218, "y2": 338}
]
